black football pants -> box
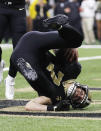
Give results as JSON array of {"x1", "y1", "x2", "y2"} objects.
[{"x1": 0, "y1": 7, "x2": 26, "y2": 77}]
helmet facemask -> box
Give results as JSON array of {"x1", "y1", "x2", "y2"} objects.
[{"x1": 66, "y1": 82, "x2": 91, "y2": 109}]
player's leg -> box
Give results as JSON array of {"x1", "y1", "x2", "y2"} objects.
[
  {"x1": 8, "y1": 9, "x2": 26, "y2": 77},
  {"x1": 43, "y1": 14, "x2": 83, "y2": 47},
  {"x1": 0, "y1": 14, "x2": 8, "y2": 84},
  {"x1": 5, "y1": 9, "x2": 26, "y2": 99},
  {"x1": 0, "y1": 47, "x2": 5, "y2": 84},
  {"x1": 25, "y1": 96, "x2": 52, "y2": 111}
]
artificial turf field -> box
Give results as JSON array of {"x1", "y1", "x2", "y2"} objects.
[{"x1": 0, "y1": 45, "x2": 101, "y2": 131}]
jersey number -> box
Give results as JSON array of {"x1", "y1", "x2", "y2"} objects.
[{"x1": 46, "y1": 63, "x2": 64, "y2": 86}]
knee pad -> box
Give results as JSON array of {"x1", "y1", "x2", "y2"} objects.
[{"x1": 17, "y1": 58, "x2": 38, "y2": 81}]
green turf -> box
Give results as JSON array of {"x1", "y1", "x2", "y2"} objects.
[
  {"x1": 2, "y1": 48, "x2": 13, "y2": 67},
  {"x1": 0, "y1": 116, "x2": 101, "y2": 131},
  {"x1": 76, "y1": 60, "x2": 101, "y2": 87},
  {"x1": 78, "y1": 48, "x2": 101, "y2": 57}
]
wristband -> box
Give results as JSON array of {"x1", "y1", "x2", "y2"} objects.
[{"x1": 47, "y1": 105, "x2": 54, "y2": 111}]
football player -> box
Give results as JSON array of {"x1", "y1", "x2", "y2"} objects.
[{"x1": 10, "y1": 14, "x2": 91, "y2": 111}]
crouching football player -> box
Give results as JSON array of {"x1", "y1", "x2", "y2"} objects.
[{"x1": 10, "y1": 14, "x2": 91, "y2": 111}]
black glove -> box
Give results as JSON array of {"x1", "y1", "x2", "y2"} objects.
[
  {"x1": 47, "y1": 100, "x2": 70, "y2": 111},
  {"x1": 54, "y1": 100, "x2": 70, "y2": 111}
]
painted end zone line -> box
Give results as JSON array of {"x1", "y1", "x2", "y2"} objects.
[{"x1": 0, "y1": 111, "x2": 101, "y2": 118}]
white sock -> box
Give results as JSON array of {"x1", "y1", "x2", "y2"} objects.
[{"x1": 6, "y1": 75, "x2": 15, "y2": 81}]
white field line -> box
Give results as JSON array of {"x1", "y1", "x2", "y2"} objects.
[
  {"x1": 78, "y1": 56, "x2": 101, "y2": 61},
  {"x1": 1, "y1": 44, "x2": 101, "y2": 72},
  {"x1": 80, "y1": 45, "x2": 101, "y2": 48}
]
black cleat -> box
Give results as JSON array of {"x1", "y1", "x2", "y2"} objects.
[{"x1": 43, "y1": 14, "x2": 69, "y2": 30}]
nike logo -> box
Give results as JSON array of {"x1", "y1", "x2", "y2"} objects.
[{"x1": 19, "y1": 8, "x2": 25, "y2": 11}]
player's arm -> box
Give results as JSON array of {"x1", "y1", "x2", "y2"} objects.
[
  {"x1": 25, "y1": 96, "x2": 70, "y2": 111},
  {"x1": 64, "y1": 48, "x2": 78, "y2": 62},
  {"x1": 25, "y1": 96, "x2": 52, "y2": 111}
]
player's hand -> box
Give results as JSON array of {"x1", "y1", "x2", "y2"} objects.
[
  {"x1": 53, "y1": 100, "x2": 70, "y2": 111},
  {"x1": 64, "y1": 48, "x2": 78, "y2": 62}
]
